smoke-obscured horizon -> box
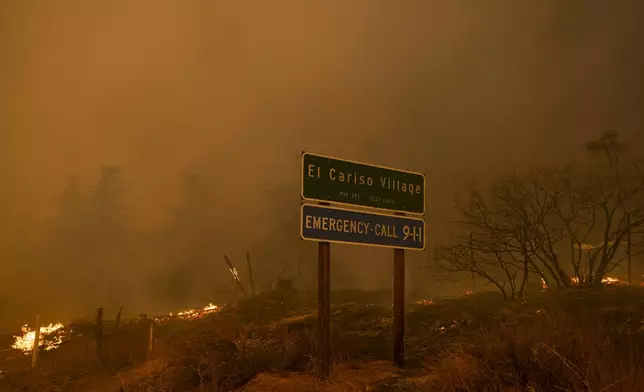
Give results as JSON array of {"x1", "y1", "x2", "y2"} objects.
[{"x1": 1, "y1": 0, "x2": 643, "y2": 331}]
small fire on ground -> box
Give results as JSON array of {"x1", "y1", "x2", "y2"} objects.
[
  {"x1": 541, "y1": 276, "x2": 627, "y2": 289},
  {"x1": 11, "y1": 302, "x2": 222, "y2": 354},
  {"x1": 175, "y1": 303, "x2": 220, "y2": 319},
  {"x1": 154, "y1": 303, "x2": 222, "y2": 323},
  {"x1": 12, "y1": 323, "x2": 65, "y2": 354},
  {"x1": 415, "y1": 289, "x2": 472, "y2": 305}
]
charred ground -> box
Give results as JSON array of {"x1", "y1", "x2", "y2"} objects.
[{"x1": 2, "y1": 285, "x2": 644, "y2": 391}]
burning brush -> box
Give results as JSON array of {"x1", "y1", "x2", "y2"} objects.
[
  {"x1": 154, "y1": 303, "x2": 222, "y2": 323},
  {"x1": 12, "y1": 302, "x2": 225, "y2": 354},
  {"x1": 541, "y1": 276, "x2": 628, "y2": 289},
  {"x1": 174, "y1": 303, "x2": 220, "y2": 320},
  {"x1": 12, "y1": 322, "x2": 66, "y2": 354}
]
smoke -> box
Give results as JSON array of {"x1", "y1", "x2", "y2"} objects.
[{"x1": 1, "y1": 0, "x2": 643, "y2": 329}]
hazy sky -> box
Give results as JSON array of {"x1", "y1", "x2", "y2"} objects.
[
  {"x1": 3, "y1": 1, "x2": 643, "y2": 223},
  {"x1": 1, "y1": 1, "x2": 644, "y2": 324}
]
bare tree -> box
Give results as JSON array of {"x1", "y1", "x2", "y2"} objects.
[
  {"x1": 437, "y1": 172, "x2": 566, "y2": 298},
  {"x1": 437, "y1": 230, "x2": 527, "y2": 300},
  {"x1": 578, "y1": 131, "x2": 644, "y2": 286},
  {"x1": 438, "y1": 131, "x2": 644, "y2": 295}
]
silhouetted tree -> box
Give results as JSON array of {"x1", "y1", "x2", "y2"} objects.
[
  {"x1": 251, "y1": 179, "x2": 315, "y2": 291},
  {"x1": 586, "y1": 129, "x2": 628, "y2": 171},
  {"x1": 438, "y1": 236, "x2": 529, "y2": 300},
  {"x1": 86, "y1": 166, "x2": 127, "y2": 239},
  {"x1": 47, "y1": 176, "x2": 88, "y2": 293},
  {"x1": 438, "y1": 131, "x2": 644, "y2": 297},
  {"x1": 52, "y1": 176, "x2": 86, "y2": 239},
  {"x1": 579, "y1": 131, "x2": 644, "y2": 285},
  {"x1": 155, "y1": 171, "x2": 221, "y2": 303},
  {"x1": 84, "y1": 166, "x2": 131, "y2": 305}
]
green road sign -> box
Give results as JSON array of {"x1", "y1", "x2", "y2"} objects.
[{"x1": 301, "y1": 152, "x2": 425, "y2": 215}]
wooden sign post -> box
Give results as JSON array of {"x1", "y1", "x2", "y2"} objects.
[
  {"x1": 317, "y1": 206, "x2": 331, "y2": 379},
  {"x1": 393, "y1": 246, "x2": 405, "y2": 368},
  {"x1": 96, "y1": 307, "x2": 105, "y2": 362},
  {"x1": 627, "y1": 212, "x2": 632, "y2": 284}
]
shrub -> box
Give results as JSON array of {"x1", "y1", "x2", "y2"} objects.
[{"x1": 429, "y1": 309, "x2": 644, "y2": 391}]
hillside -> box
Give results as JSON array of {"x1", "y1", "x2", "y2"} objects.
[{"x1": 2, "y1": 286, "x2": 644, "y2": 391}]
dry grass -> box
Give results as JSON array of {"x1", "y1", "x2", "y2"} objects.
[
  {"x1": 5, "y1": 288, "x2": 644, "y2": 391},
  {"x1": 232, "y1": 308, "x2": 644, "y2": 391},
  {"x1": 239, "y1": 361, "x2": 403, "y2": 392},
  {"x1": 420, "y1": 301, "x2": 644, "y2": 391},
  {"x1": 123, "y1": 310, "x2": 316, "y2": 391},
  {"x1": 233, "y1": 288, "x2": 644, "y2": 391}
]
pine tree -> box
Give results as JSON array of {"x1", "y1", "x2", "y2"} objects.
[
  {"x1": 54, "y1": 176, "x2": 86, "y2": 238},
  {"x1": 45, "y1": 175, "x2": 88, "y2": 306},
  {"x1": 156, "y1": 171, "x2": 220, "y2": 303},
  {"x1": 84, "y1": 166, "x2": 130, "y2": 306},
  {"x1": 86, "y1": 166, "x2": 127, "y2": 241}
]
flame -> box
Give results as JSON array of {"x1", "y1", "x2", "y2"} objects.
[
  {"x1": 155, "y1": 302, "x2": 222, "y2": 322},
  {"x1": 176, "y1": 303, "x2": 220, "y2": 319},
  {"x1": 13, "y1": 303, "x2": 223, "y2": 351},
  {"x1": 12, "y1": 323, "x2": 65, "y2": 354},
  {"x1": 541, "y1": 276, "x2": 626, "y2": 289},
  {"x1": 416, "y1": 299, "x2": 433, "y2": 305},
  {"x1": 462, "y1": 289, "x2": 473, "y2": 296},
  {"x1": 229, "y1": 267, "x2": 240, "y2": 282},
  {"x1": 601, "y1": 276, "x2": 629, "y2": 285}
]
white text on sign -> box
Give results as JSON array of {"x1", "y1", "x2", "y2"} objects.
[{"x1": 303, "y1": 213, "x2": 423, "y2": 242}]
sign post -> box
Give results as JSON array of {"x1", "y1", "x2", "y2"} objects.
[
  {"x1": 318, "y1": 202, "x2": 331, "y2": 380},
  {"x1": 300, "y1": 152, "x2": 426, "y2": 377},
  {"x1": 393, "y1": 246, "x2": 405, "y2": 368},
  {"x1": 393, "y1": 209, "x2": 406, "y2": 368},
  {"x1": 627, "y1": 212, "x2": 632, "y2": 284}
]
